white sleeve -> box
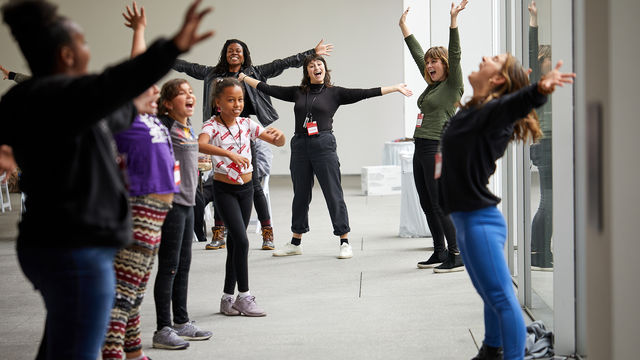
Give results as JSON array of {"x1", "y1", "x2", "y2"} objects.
[{"x1": 247, "y1": 118, "x2": 265, "y2": 140}]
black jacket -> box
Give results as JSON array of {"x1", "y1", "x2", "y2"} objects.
[
  {"x1": 172, "y1": 48, "x2": 315, "y2": 126},
  {"x1": 0, "y1": 39, "x2": 182, "y2": 249}
]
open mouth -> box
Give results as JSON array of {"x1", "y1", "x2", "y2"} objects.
[
  {"x1": 186, "y1": 103, "x2": 194, "y2": 110},
  {"x1": 429, "y1": 70, "x2": 437, "y2": 79}
]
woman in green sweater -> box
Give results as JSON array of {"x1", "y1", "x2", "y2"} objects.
[{"x1": 399, "y1": 1, "x2": 467, "y2": 272}]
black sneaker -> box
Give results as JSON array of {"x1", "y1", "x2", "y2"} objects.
[
  {"x1": 417, "y1": 249, "x2": 448, "y2": 269},
  {"x1": 433, "y1": 252, "x2": 464, "y2": 273},
  {"x1": 471, "y1": 342, "x2": 503, "y2": 360}
]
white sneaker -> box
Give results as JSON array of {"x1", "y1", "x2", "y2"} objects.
[
  {"x1": 272, "y1": 243, "x2": 303, "y2": 257},
  {"x1": 338, "y1": 243, "x2": 353, "y2": 259}
]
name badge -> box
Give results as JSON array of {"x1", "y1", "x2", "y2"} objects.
[
  {"x1": 227, "y1": 162, "x2": 244, "y2": 184},
  {"x1": 434, "y1": 152, "x2": 442, "y2": 179},
  {"x1": 306, "y1": 121, "x2": 319, "y2": 136},
  {"x1": 416, "y1": 113, "x2": 423, "y2": 128},
  {"x1": 174, "y1": 161, "x2": 181, "y2": 185}
]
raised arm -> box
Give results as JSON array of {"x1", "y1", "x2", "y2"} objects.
[
  {"x1": 123, "y1": 1, "x2": 147, "y2": 57},
  {"x1": 528, "y1": 1, "x2": 541, "y2": 81},
  {"x1": 447, "y1": 1, "x2": 467, "y2": 89},
  {"x1": 399, "y1": 7, "x2": 412, "y2": 38},
  {"x1": 450, "y1": 0, "x2": 468, "y2": 29},
  {"x1": 487, "y1": 61, "x2": 574, "y2": 130},
  {"x1": 400, "y1": 7, "x2": 426, "y2": 80}
]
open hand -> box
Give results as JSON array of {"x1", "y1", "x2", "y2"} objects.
[
  {"x1": 451, "y1": 0, "x2": 468, "y2": 17},
  {"x1": 173, "y1": 0, "x2": 214, "y2": 52},
  {"x1": 123, "y1": 1, "x2": 146, "y2": 30},
  {"x1": 538, "y1": 60, "x2": 576, "y2": 94},
  {"x1": 397, "y1": 83, "x2": 413, "y2": 97},
  {"x1": 314, "y1": 39, "x2": 334, "y2": 56},
  {"x1": 528, "y1": 1, "x2": 537, "y2": 16}
]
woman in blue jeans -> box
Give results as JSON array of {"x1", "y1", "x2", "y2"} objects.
[
  {"x1": 0, "y1": 1, "x2": 212, "y2": 358},
  {"x1": 439, "y1": 54, "x2": 574, "y2": 359}
]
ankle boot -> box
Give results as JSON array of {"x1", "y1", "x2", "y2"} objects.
[{"x1": 471, "y1": 343, "x2": 503, "y2": 360}]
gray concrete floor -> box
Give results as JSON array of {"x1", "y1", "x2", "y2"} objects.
[{"x1": 0, "y1": 176, "x2": 492, "y2": 360}]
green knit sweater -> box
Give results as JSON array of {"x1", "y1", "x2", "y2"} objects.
[{"x1": 405, "y1": 27, "x2": 464, "y2": 140}]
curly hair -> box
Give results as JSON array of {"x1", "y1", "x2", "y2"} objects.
[{"x1": 212, "y1": 39, "x2": 252, "y2": 74}]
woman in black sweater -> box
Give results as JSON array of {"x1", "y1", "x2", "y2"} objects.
[
  {"x1": 241, "y1": 55, "x2": 412, "y2": 259},
  {"x1": 0, "y1": 1, "x2": 211, "y2": 358},
  {"x1": 439, "y1": 54, "x2": 574, "y2": 360}
]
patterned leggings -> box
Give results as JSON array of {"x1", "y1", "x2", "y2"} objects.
[{"x1": 102, "y1": 195, "x2": 171, "y2": 360}]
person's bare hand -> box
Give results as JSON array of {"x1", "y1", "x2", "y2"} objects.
[
  {"x1": 538, "y1": 60, "x2": 576, "y2": 94},
  {"x1": 123, "y1": 1, "x2": 146, "y2": 31},
  {"x1": 314, "y1": 39, "x2": 334, "y2": 56}
]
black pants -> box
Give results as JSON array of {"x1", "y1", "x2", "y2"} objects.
[
  {"x1": 290, "y1": 132, "x2": 349, "y2": 236},
  {"x1": 531, "y1": 138, "x2": 553, "y2": 267},
  {"x1": 194, "y1": 176, "x2": 214, "y2": 242},
  {"x1": 214, "y1": 180, "x2": 254, "y2": 294},
  {"x1": 193, "y1": 141, "x2": 271, "y2": 242},
  {"x1": 154, "y1": 203, "x2": 193, "y2": 329},
  {"x1": 413, "y1": 138, "x2": 458, "y2": 253}
]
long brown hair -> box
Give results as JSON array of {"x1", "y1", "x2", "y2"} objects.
[
  {"x1": 462, "y1": 53, "x2": 542, "y2": 143},
  {"x1": 157, "y1": 78, "x2": 189, "y2": 115}
]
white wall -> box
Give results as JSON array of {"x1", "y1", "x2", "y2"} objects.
[
  {"x1": 1, "y1": 0, "x2": 498, "y2": 175},
  {"x1": 0, "y1": 0, "x2": 408, "y2": 174}
]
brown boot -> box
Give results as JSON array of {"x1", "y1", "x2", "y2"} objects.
[
  {"x1": 261, "y1": 226, "x2": 274, "y2": 250},
  {"x1": 205, "y1": 226, "x2": 226, "y2": 250}
]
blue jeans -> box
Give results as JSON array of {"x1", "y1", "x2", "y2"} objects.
[
  {"x1": 154, "y1": 203, "x2": 193, "y2": 329},
  {"x1": 18, "y1": 246, "x2": 118, "y2": 360},
  {"x1": 451, "y1": 206, "x2": 525, "y2": 360}
]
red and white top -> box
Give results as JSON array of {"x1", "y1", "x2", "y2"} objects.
[{"x1": 200, "y1": 116, "x2": 265, "y2": 178}]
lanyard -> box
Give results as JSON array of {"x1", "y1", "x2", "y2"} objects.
[
  {"x1": 303, "y1": 84, "x2": 324, "y2": 126},
  {"x1": 219, "y1": 115, "x2": 242, "y2": 153}
]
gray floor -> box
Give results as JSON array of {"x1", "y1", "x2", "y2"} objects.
[{"x1": 0, "y1": 175, "x2": 491, "y2": 359}]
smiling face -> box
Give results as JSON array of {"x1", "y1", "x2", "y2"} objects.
[
  {"x1": 468, "y1": 53, "x2": 508, "y2": 91},
  {"x1": 425, "y1": 57, "x2": 445, "y2": 82},
  {"x1": 215, "y1": 85, "x2": 244, "y2": 120},
  {"x1": 226, "y1": 42, "x2": 244, "y2": 70},
  {"x1": 307, "y1": 60, "x2": 325, "y2": 84},
  {"x1": 165, "y1": 82, "x2": 196, "y2": 122}
]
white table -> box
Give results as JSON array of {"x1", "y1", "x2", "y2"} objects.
[
  {"x1": 383, "y1": 141, "x2": 415, "y2": 166},
  {"x1": 398, "y1": 152, "x2": 431, "y2": 238}
]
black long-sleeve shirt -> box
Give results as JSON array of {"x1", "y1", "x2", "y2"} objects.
[
  {"x1": 0, "y1": 39, "x2": 181, "y2": 249},
  {"x1": 439, "y1": 84, "x2": 548, "y2": 214},
  {"x1": 256, "y1": 83, "x2": 381, "y2": 134}
]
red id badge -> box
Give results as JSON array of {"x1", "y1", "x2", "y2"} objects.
[
  {"x1": 434, "y1": 152, "x2": 442, "y2": 179},
  {"x1": 306, "y1": 121, "x2": 319, "y2": 136},
  {"x1": 416, "y1": 113, "x2": 423, "y2": 128},
  {"x1": 174, "y1": 161, "x2": 181, "y2": 185},
  {"x1": 227, "y1": 162, "x2": 244, "y2": 184}
]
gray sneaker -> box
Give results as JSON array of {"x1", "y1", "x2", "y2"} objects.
[
  {"x1": 232, "y1": 295, "x2": 267, "y2": 317},
  {"x1": 152, "y1": 326, "x2": 189, "y2": 350},
  {"x1": 220, "y1": 296, "x2": 241, "y2": 316},
  {"x1": 172, "y1": 320, "x2": 213, "y2": 341}
]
